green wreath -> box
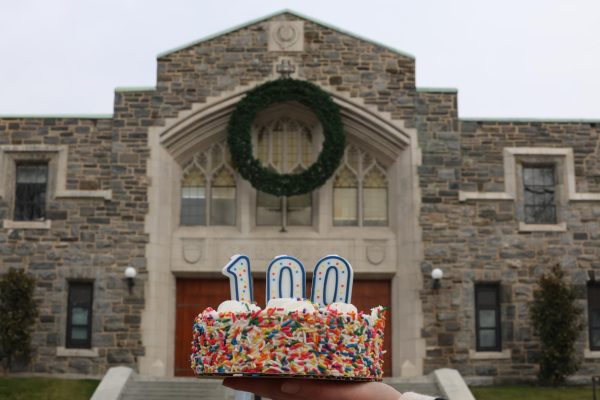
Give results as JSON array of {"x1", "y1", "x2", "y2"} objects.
[{"x1": 227, "y1": 79, "x2": 345, "y2": 197}]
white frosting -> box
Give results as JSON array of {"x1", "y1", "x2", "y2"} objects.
[
  {"x1": 217, "y1": 300, "x2": 258, "y2": 314},
  {"x1": 323, "y1": 302, "x2": 358, "y2": 315},
  {"x1": 363, "y1": 306, "x2": 384, "y2": 326},
  {"x1": 266, "y1": 297, "x2": 316, "y2": 314},
  {"x1": 285, "y1": 299, "x2": 316, "y2": 314}
]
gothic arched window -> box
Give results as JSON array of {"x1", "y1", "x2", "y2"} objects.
[
  {"x1": 333, "y1": 145, "x2": 388, "y2": 227},
  {"x1": 253, "y1": 117, "x2": 318, "y2": 227},
  {"x1": 180, "y1": 142, "x2": 236, "y2": 226}
]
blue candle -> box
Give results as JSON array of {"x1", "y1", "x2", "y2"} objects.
[
  {"x1": 310, "y1": 255, "x2": 354, "y2": 307},
  {"x1": 222, "y1": 254, "x2": 253, "y2": 303},
  {"x1": 266, "y1": 255, "x2": 306, "y2": 302}
]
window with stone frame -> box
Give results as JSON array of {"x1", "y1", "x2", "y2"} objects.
[
  {"x1": 14, "y1": 162, "x2": 48, "y2": 221},
  {"x1": 333, "y1": 145, "x2": 388, "y2": 227},
  {"x1": 180, "y1": 142, "x2": 236, "y2": 226},
  {"x1": 475, "y1": 283, "x2": 501, "y2": 352},
  {"x1": 254, "y1": 117, "x2": 315, "y2": 227},
  {"x1": 66, "y1": 281, "x2": 93, "y2": 349},
  {"x1": 522, "y1": 164, "x2": 557, "y2": 224},
  {"x1": 587, "y1": 282, "x2": 600, "y2": 351}
]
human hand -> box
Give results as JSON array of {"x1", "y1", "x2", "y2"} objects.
[{"x1": 223, "y1": 378, "x2": 401, "y2": 400}]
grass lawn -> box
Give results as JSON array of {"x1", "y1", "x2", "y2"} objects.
[
  {"x1": 0, "y1": 377, "x2": 100, "y2": 400},
  {"x1": 470, "y1": 384, "x2": 594, "y2": 400}
]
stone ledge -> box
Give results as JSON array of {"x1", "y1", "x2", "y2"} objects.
[
  {"x1": 433, "y1": 368, "x2": 476, "y2": 400},
  {"x1": 518, "y1": 222, "x2": 567, "y2": 232},
  {"x1": 584, "y1": 349, "x2": 600, "y2": 359},
  {"x1": 2, "y1": 219, "x2": 51, "y2": 229},
  {"x1": 91, "y1": 366, "x2": 134, "y2": 400},
  {"x1": 56, "y1": 346, "x2": 99, "y2": 358},
  {"x1": 468, "y1": 349, "x2": 512, "y2": 360}
]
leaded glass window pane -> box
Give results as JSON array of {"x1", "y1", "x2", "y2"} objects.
[
  {"x1": 253, "y1": 116, "x2": 319, "y2": 226},
  {"x1": 211, "y1": 187, "x2": 235, "y2": 226},
  {"x1": 257, "y1": 191, "x2": 282, "y2": 226},
  {"x1": 333, "y1": 167, "x2": 358, "y2": 226},
  {"x1": 210, "y1": 167, "x2": 236, "y2": 226},
  {"x1": 363, "y1": 188, "x2": 387, "y2": 226},
  {"x1": 181, "y1": 166, "x2": 206, "y2": 225},
  {"x1": 334, "y1": 188, "x2": 358, "y2": 226},
  {"x1": 287, "y1": 193, "x2": 311, "y2": 226},
  {"x1": 523, "y1": 165, "x2": 556, "y2": 224},
  {"x1": 363, "y1": 167, "x2": 387, "y2": 226},
  {"x1": 14, "y1": 163, "x2": 47, "y2": 221}
]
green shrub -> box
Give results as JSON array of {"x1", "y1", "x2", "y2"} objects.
[
  {"x1": 0, "y1": 268, "x2": 38, "y2": 370},
  {"x1": 530, "y1": 265, "x2": 583, "y2": 385}
]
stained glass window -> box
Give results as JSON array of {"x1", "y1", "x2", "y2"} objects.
[
  {"x1": 181, "y1": 142, "x2": 236, "y2": 226},
  {"x1": 333, "y1": 146, "x2": 388, "y2": 227},
  {"x1": 254, "y1": 118, "x2": 316, "y2": 226}
]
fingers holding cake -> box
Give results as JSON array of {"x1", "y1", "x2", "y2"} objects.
[{"x1": 223, "y1": 378, "x2": 402, "y2": 400}]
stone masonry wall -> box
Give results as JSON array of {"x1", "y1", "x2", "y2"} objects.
[
  {"x1": 0, "y1": 116, "x2": 147, "y2": 376},
  {"x1": 420, "y1": 119, "x2": 600, "y2": 381}
]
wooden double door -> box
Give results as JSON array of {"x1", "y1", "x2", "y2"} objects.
[{"x1": 175, "y1": 278, "x2": 392, "y2": 376}]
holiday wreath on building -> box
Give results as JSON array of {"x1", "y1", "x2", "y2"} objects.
[{"x1": 227, "y1": 79, "x2": 345, "y2": 197}]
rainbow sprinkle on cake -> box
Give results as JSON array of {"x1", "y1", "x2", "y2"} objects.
[{"x1": 191, "y1": 302, "x2": 386, "y2": 380}]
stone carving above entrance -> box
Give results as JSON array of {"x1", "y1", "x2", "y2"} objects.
[
  {"x1": 269, "y1": 21, "x2": 304, "y2": 52},
  {"x1": 182, "y1": 238, "x2": 205, "y2": 264},
  {"x1": 366, "y1": 239, "x2": 387, "y2": 265}
]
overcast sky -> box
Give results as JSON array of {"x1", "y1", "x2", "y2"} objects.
[{"x1": 1, "y1": 0, "x2": 599, "y2": 119}]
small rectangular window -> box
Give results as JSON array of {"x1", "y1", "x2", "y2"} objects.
[
  {"x1": 523, "y1": 165, "x2": 556, "y2": 224},
  {"x1": 67, "y1": 282, "x2": 93, "y2": 349},
  {"x1": 475, "y1": 283, "x2": 501, "y2": 351},
  {"x1": 588, "y1": 283, "x2": 600, "y2": 350},
  {"x1": 14, "y1": 163, "x2": 48, "y2": 221}
]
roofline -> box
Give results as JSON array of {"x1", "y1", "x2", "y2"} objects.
[
  {"x1": 157, "y1": 9, "x2": 415, "y2": 59},
  {"x1": 461, "y1": 117, "x2": 600, "y2": 124},
  {"x1": 115, "y1": 86, "x2": 156, "y2": 92},
  {"x1": 417, "y1": 87, "x2": 458, "y2": 93},
  {"x1": 0, "y1": 114, "x2": 113, "y2": 119}
]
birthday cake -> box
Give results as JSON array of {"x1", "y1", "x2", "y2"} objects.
[{"x1": 190, "y1": 255, "x2": 386, "y2": 380}]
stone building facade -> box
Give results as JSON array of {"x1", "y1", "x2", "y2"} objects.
[{"x1": 0, "y1": 11, "x2": 598, "y2": 382}]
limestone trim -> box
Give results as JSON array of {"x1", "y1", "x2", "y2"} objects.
[
  {"x1": 0, "y1": 145, "x2": 112, "y2": 201},
  {"x1": 2, "y1": 219, "x2": 51, "y2": 229},
  {"x1": 518, "y1": 222, "x2": 567, "y2": 232},
  {"x1": 468, "y1": 349, "x2": 512, "y2": 360},
  {"x1": 143, "y1": 77, "x2": 424, "y2": 379},
  {"x1": 459, "y1": 147, "x2": 600, "y2": 202},
  {"x1": 56, "y1": 346, "x2": 99, "y2": 358},
  {"x1": 584, "y1": 350, "x2": 600, "y2": 359},
  {"x1": 156, "y1": 77, "x2": 412, "y2": 165}
]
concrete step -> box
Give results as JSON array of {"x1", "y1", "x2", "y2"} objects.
[{"x1": 119, "y1": 376, "x2": 443, "y2": 400}]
